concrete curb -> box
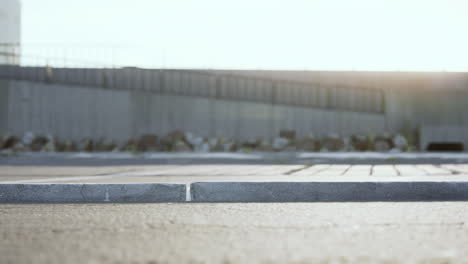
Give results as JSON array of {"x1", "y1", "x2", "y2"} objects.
[
  {"x1": 0, "y1": 184, "x2": 186, "y2": 203},
  {"x1": 190, "y1": 182, "x2": 468, "y2": 202},
  {"x1": 3, "y1": 182, "x2": 468, "y2": 203}
]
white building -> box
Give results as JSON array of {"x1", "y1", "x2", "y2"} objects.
[{"x1": 0, "y1": 0, "x2": 21, "y2": 65}]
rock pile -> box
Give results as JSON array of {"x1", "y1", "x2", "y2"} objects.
[
  {"x1": 0, "y1": 131, "x2": 416, "y2": 153},
  {"x1": 321, "y1": 133, "x2": 345, "y2": 152}
]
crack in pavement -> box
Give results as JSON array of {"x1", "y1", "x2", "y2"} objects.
[{"x1": 284, "y1": 165, "x2": 311, "y2": 175}]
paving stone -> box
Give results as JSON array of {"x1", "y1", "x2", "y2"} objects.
[
  {"x1": 416, "y1": 165, "x2": 452, "y2": 175},
  {"x1": 372, "y1": 165, "x2": 399, "y2": 176},
  {"x1": 441, "y1": 164, "x2": 468, "y2": 174},
  {"x1": 395, "y1": 165, "x2": 427, "y2": 177},
  {"x1": 289, "y1": 165, "x2": 331, "y2": 176},
  {"x1": 314, "y1": 165, "x2": 350, "y2": 176},
  {"x1": 343, "y1": 165, "x2": 372, "y2": 176}
]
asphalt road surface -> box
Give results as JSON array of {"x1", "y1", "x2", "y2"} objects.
[{"x1": 1, "y1": 202, "x2": 468, "y2": 264}]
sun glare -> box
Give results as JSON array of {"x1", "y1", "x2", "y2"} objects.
[{"x1": 20, "y1": 0, "x2": 468, "y2": 71}]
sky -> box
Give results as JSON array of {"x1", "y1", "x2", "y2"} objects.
[{"x1": 20, "y1": 0, "x2": 468, "y2": 71}]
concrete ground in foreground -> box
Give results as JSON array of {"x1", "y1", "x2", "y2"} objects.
[{"x1": 1, "y1": 203, "x2": 468, "y2": 264}]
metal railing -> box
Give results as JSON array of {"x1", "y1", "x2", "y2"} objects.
[{"x1": 0, "y1": 64, "x2": 385, "y2": 114}]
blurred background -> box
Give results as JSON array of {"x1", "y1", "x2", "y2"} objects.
[{"x1": 1, "y1": 0, "x2": 468, "y2": 153}]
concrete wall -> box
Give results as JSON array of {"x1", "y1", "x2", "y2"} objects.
[
  {"x1": 211, "y1": 70, "x2": 468, "y2": 143},
  {"x1": 0, "y1": 80, "x2": 386, "y2": 143},
  {"x1": 2, "y1": 67, "x2": 468, "y2": 150}
]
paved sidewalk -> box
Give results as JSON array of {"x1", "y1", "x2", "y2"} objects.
[
  {"x1": 2, "y1": 164, "x2": 468, "y2": 203},
  {"x1": 2, "y1": 164, "x2": 468, "y2": 184}
]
